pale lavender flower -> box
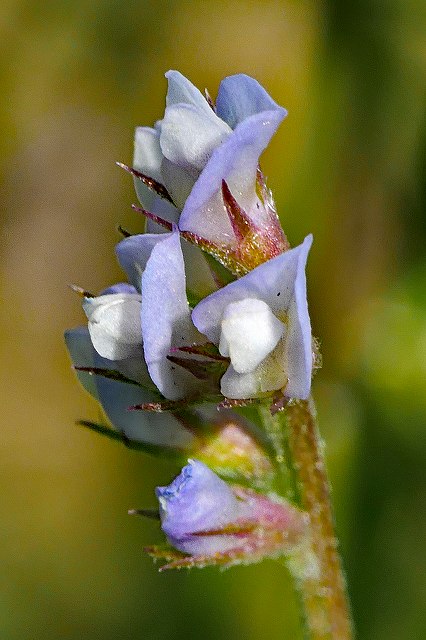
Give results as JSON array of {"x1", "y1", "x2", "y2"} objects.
[
  {"x1": 66, "y1": 70, "x2": 314, "y2": 439},
  {"x1": 192, "y1": 235, "x2": 313, "y2": 400}
]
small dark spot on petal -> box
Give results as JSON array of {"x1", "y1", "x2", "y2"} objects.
[{"x1": 277, "y1": 292, "x2": 281, "y2": 296}]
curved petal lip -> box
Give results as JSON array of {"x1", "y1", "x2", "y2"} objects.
[{"x1": 216, "y1": 73, "x2": 286, "y2": 129}]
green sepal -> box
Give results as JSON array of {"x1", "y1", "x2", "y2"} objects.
[
  {"x1": 172, "y1": 342, "x2": 228, "y2": 361},
  {"x1": 128, "y1": 508, "x2": 160, "y2": 520},
  {"x1": 76, "y1": 420, "x2": 189, "y2": 459},
  {"x1": 166, "y1": 355, "x2": 227, "y2": 382},
  {"x1": 73, "y1": 366, "x2": 161, "y2": 395},
  {"x1": 203, "y1": 252, "x2": 236, "y2": 288}
]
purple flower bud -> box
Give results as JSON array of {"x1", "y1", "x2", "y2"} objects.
[
  {"x1": 153, "y1": 460, "x2": 309, "y2": 569},
  {"x1": 156, "y1": 460, "x2": 248, "y2": 555}
]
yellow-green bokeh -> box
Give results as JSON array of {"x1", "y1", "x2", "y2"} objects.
[{"x1": 1, "y1": 1, "x2": 425, "y2": 638}]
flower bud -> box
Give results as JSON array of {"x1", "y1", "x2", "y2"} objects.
[
  {"x1": 195, "y1": 421, "x2": 274, "y2": 489},
  {"x1": 156, "y1": 459, "x2": 248, "y2": 556},
  {"x1": 153, "y1": 460, "x2": 308, "y2": 569}
]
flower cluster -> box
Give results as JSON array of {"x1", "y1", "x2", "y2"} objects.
[{"x1": 66, "y1": 71, "x2": 315, "y2": 568}]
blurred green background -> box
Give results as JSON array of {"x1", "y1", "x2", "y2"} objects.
[{"x1": 1, "y1": 1, "x2": 425, "y2": 638}]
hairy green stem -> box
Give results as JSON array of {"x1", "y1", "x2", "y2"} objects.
[{"x1": 261, "y1": 398, "x2": 353, "y2": 640}]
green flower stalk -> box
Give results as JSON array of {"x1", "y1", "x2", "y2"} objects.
[
  {"x1": 65, "y1": 71, "x2": 353, "y2": 639},
  {"x1": 286, "y1": 399, "x2": 353, "y2": 639}
]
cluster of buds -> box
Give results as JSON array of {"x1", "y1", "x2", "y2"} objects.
[{"x1": 66, "y1": 71, "x2": 316, "y2": 569}]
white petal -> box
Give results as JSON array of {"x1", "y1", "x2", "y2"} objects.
[
  {"x1": 133, "y1": 126, "x2": 164, "y2": 207},
  {"x1": 220, "y1": 365, "x2": 260, "y2": 399},
  {"x1": 165, "y1": 70, "x2": 214, "y2": 116},
  {"x1": 219, "y1": 299, "x2": 285, "y2": 373},
  {"x1": 83, "y1": 293, "x2": 142, "y2": 360},
  {"x1": 161, "y1": 156, "x2": 196, "y2": 210},
  {"x1": 160, "y1": 103, "x2": 231, "y2": 174}
]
